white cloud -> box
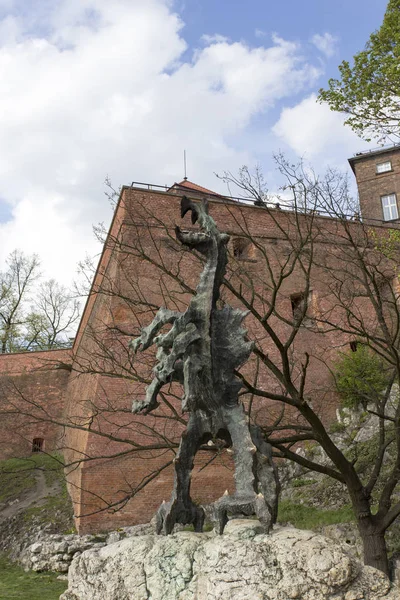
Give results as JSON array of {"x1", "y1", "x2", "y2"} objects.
[
  {"x1": 0, "y1": 0, "x2": 322, "y2": 286},
  {"x1": 255, "y1": 29, "x2": 266, "y2": 38},
  {"x1": 201, "y1": 33, "x2": 229, "y2": 44},
  {"x1": 272, "y1": 94, "x2": 370, "y2": 168},
  {"x1": 310, "y1": 32, "x2": 339, "y2": 58}
]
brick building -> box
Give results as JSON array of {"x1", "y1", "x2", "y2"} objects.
[
  {"x1": 349, "y1": 146, "x2": 400, "y2": 223},
  {"x1": 1, "y1": 145, "x2": 400, "y2": 533}
]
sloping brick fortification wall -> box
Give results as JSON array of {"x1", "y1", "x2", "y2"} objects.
[
  {"x1": 62, "y1": 186, "x2": 376, "y2": 533},
  {"x1": 2, "y1": 168, "x2": 399, "y2": 534}
]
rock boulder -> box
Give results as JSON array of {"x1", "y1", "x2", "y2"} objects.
[{"x1": 60, "y1": 520, "x2": 399, "y2": 600}]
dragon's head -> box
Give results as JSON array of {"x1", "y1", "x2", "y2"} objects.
[{"x1": 175, "y1": 196, "x2": 229, "y2": 254}]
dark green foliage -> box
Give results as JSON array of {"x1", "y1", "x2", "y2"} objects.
[
  {"x1": 329, "y1": 421, "x2": 347, "y2": 434},
  {"x1": 319, "y1": 0, "x2": 400, "y2": 142},
  {"x1": 334, "y1": 346, "x2": 389, "y2": 409}
]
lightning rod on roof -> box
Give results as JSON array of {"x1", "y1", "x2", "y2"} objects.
[{"x1": 184, "y1": 149, "x2": 188, "y2": 181}]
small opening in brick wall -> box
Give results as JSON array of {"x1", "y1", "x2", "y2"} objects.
[
  {"x1": 377, "y1": 277, "x2": 393, "y2": 301},
  {"x1": 291, "y1": 292, "x2": 307, "y2": 320},
  {"x1": 232, "y1": 237, "x2": 256, "y2": 260},
  {"x1": 32, "y1": 437, "x2": 44, "y2": 453},
  {"x1": 290, "y1": 291, "x2": 316, "y2": 326},
  {"x1": 349, "y1": 341, "x2": 358, "y2": 352}
]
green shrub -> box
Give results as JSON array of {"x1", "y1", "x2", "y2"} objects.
[
  {"x1": 334, "y1": 346, "x2": 390, "y2": 409},
  {"x1": 329, "y1": 421, "x2": 346, "y2": 434}
]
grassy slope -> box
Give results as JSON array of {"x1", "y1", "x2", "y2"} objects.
[
  {"x1": 0, "y1": 556, "x2": 67, "y2": 600},
  {"x1": 0, "y1": 454, "x2": 73, "y2": 599},
  {"x1": 0, "y1": 453, "x2": 74, "y2": 534},
  {"x1": 0, "y1": 456, "x2": 38, "y2": 503}
]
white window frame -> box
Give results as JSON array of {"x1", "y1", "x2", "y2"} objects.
[
  {"x1": 381, "y1": 193, "x2": 398, "y2": 221},
  {"x1": 376, "y1": 161, "x2": 392, "y2": 174}
]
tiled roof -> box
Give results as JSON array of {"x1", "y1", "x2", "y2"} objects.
[{"x1": 169, "y1": 179, "x2": 223, "y2": 197}]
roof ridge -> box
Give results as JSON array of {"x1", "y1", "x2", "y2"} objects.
[{"x1": 171, "y1": 179, "x2": 222, "y2": 197}]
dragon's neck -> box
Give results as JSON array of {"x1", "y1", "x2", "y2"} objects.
[{"x1": 195, "y1": 241, "x2": 227, "y2": 312}]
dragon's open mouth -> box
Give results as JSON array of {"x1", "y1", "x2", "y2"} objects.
[{"x1": 175, "y1": 196, "x2": 211, "y2": 249}]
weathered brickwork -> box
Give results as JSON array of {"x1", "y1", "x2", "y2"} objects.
[
  {"x1": 0, "y1": 349, "x2": 71, "y2": 458},
  {"x1": 62, "y1": 188, "x2": 362, "y2": 532},
  {"x1": 2, "y1": 148, "x2": 400, "y2": 533}
]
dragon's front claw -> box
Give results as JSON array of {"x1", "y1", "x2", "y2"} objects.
[
  {"x1": 129, "y1": 338, "x2": 142, "y2": 353},
  {"x1": 132, "y1": 397, "x2": 160, "y2": 415}
]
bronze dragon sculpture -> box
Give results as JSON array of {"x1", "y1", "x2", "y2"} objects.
[{"x1": 130, "y1": 196, "x2": 279, "y2": 535}]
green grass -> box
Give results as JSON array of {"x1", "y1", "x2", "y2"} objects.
[
  {"x1": 0, "y1": 458, "x2": 37, "y2": 503},
  {"x1": 0, "y1": 452, "x2": 75, "y2": 533},
  {"x1": 291, "y1": 478, "x2": 315, "y2": 488},
  {"x1": 23, "y1": 470, "x2": 74, "y2": 533},
  {"x1": 277, "y1": 500, "x2": 354, "y2": 529},
  {"x1": 23, "y1": 486, "x2": 71, "y2": 525},
  {"x1": 0, "y1": 556, "x2": 67, "y2": 600},
  {"x1": 0, "y1": 453, "x2": 65, "y2": 504}
]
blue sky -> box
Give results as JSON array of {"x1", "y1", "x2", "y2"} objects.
[
  {"x1": 180, "y1": 0, "x2": 386, "y2": 63},
  {"x1": 0, "y1": 0, "x2": 390, "y2": 284},
  {"x1": 177, "y1": 0, "x2": 388, "y2": 152}
]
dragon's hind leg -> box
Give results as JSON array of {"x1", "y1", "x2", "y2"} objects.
[
  {"x1": 209, "y1": 404, "x2": 278, "y2": 534},
  {"x1": 156, "y1": 411, "x2": 208, "y2": 535}
]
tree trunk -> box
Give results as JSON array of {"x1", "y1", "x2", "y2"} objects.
[{"x1": 358, "y1": 518, "x2": 389, "y2": 578}]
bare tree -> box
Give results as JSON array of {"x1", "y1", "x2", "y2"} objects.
[
  {"x1": 24, "y1": 280, "x2": 80, "y2": 350},
  {"x1": 2, "y1": 164, "x2": 400, "y2": 578},
  {"x1": 219, "y1": 157, "x2": 400, "y2": 577},
  {"x1": 0, "y1": 250, "x2": 40, "y2": 353},
  {"x1": 62, "y1": 169, "x2": 396, "y2": 575},
  {"x1": 0, "y1": 251, "x2": 80, "y2": 353},
  {"x1": 59, "y1": 169, "x2": 400, "y2": 575}
]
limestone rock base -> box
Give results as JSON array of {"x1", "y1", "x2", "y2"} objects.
[{"x1": 60, "y1": 520, "x2": 399, "y2": 600}]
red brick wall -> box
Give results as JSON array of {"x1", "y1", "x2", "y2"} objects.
[
  {"x1": 0, "y1": 349, "x2": 71, "y2": 459},
  {"x1": 63, "y1": 187, "x2": 370, "y2": 532},
  {"x1": 3, "y1": 182, "x2": 397, "y2": 534}
]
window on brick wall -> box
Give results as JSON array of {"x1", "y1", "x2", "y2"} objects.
[
  {"x1": 232, "y1": 237, "x2": 256, "y2": 260},
  {"x1": 376, "y1": 161, "x2": 392, "y2": 174},
  {"x1": 349, "y1": 341, "x2": 358, "y2": 352},
  {"x1": 32, "y1": 438, "x2": 44, "y2": 453},
  {"x1": 377, "y1": 276, "x2": 393, "y2": 301},
  {"x1": 291, "y1": 292, "x2": 307, "y2": 320},
  {"x1": 381, "y1": 193, "x2": 399, "y2": 221},
  {"x1": 290, "y1": 291, "x2": 316, "y2": 325}
]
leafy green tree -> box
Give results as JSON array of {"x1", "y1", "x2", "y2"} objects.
[
  {"x1": 319, "y1": 0, "x2": 400, "y2": 143},
  {"x1": 335, "y1": 346, "x2": 390, "y2": 409}
]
